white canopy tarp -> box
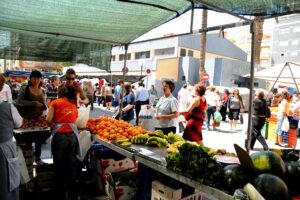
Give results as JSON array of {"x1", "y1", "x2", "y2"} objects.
[
  {"x1": 63, "y1": 64, "x2": 110, "y2": 76},
  {"x1": 244, "y1": 62, "x2": 300, "y2": 86}
]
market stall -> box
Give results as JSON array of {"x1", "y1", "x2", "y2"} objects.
[
  {"x1": 86, "y1": 116, "x2": 300, "y2": 200},
  {"x1": 94, "y1": 137, "x2": 232, "y2": 200}
]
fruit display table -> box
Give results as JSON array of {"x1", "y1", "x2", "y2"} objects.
[
  {"x1": 13, "y1": 127, "x2": 51, "y2": 144},
  {"x1": 94, "y1": 137, "x2": 232, "y2": 200}
]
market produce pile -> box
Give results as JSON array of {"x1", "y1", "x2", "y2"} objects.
[
  {"x1": 87, "y1": 117, "x2": 147, "y2": 142},
  {"x1": 223, "y1": 150, "x2": 300, "y2": 200},
  {"x1": 87, "y1": 116, "x2": 300, "y2": 199},
  {"x1": 22, "y1": 116, "x2": 49, "y2": 129},
  {"x1": 166, "y1": 142, "x2": 224, "y2": 187}
]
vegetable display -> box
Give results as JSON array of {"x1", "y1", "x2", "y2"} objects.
[{"x1": 165, "y1": 142, "x2": 223, "y2": 187}]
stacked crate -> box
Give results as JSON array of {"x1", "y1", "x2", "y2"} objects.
[
  {"x1": 35, "y1": 164, "x2": 54, "y2": 190},
  {"x1": 18, "y1": 144, "x2": 35, "y2": 190},
  {"x1": 89, "y1": 144, "x2": 137, "y2": 199}
]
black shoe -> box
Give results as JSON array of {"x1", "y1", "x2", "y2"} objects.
[{"x1": 275, "y1": 142, "x2": 279, "y2": 145}]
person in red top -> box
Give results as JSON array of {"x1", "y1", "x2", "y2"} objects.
[
  {"x1": 220, "y1": 89, "x2": 230, "y2": 121},
  {"x1": 46, "y1": 85, "x2": 79, "y2": 200},
  {"x1": 180, "y1": 84, "x2": 207, "y2": 144}
]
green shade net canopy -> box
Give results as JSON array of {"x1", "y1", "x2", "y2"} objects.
[
  {"x1": 0, "y1": 0, "x2": 191, "y2": 65},
  {"x1": 1, "y1": 0, "x2": 300, "y2": 65},
  {"x1": 195, "y1": 0, "x2": 300, "y2": 17}
]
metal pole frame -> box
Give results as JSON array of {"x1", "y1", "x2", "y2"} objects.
[
  {"x1": 246, "y1": 21, "x2": 255, "y2": 153},
  {"x1": 266, "y1": 62, "x2": 288, "y2": 99},
  {"x1": 190, "y1": 2, "x2": 195, "y2": 33},
  {"x1": 194, "y1": 0, "x2": 254, "y2": 153},
  {"x1": 286, "y1": 62, "x2": 300, "y2": 93},
  {"x1": 119, "y1": 44, "x2": 128, "y2": 120}
]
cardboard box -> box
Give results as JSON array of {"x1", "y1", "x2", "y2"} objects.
[
  {"x1": 151, "y1": 180, "x2": 182, "y2": 200},
  {"x1": 180, "y1": 192, "x2": 217, "y2": 200},
  {"x1": 99, "y1": 157, "x2": 136, "y2": 175},
  {"x1": 107, "y1": 185, "x2": 136, "y2": 200},
  {"x1": 106, "y1": 168, "x2": 138, "y2": 200},
  {"x1": 89, "y1": 144, "x2": 136, "y2": 175}
]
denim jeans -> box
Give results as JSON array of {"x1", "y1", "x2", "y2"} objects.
[
  {"x1": 276, "y1": 114, "x2": 284, "y2": 136},
  {"x1": 206, "y1": 106, "x2": 216, "y2": 126}
]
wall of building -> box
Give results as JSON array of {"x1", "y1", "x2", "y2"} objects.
[
  {"x1": 272, "y1": 15, "x2": 300, "y2": 65},
  {"x1": 178, "y1": 34, "x2": 247, "y2": 61},
  {"x1": 180, "y1": 57, "x2": 200, "y2": 85}
]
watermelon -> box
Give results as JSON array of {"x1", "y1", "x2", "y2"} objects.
[
  {"x1": 253, "y1": 174, "x2": 289, "y2": 200},
  {"x1": 251, "y1": 151, "x2": 286, "y2": 178},
  {"x1": 223, "y1": 164, "x2": 253, "y2": 194},
  {"x1": 285, "y1": 161, "x2": 300, "y2": 196}
]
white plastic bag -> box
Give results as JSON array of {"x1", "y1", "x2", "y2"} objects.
[
  {"x1": 76, "y1": 130, "x2": 94, "y2": 162},
  {"x1": 138, "y1": 105, "x2": 155, "y2": 131},
  {"x1": 17, "y1": 146, "x2": 30, "y2": 184},
  {"x1": 281, "y1": 117, "x2": 290, "y2": 132},
  {"x1": 76, "y1": 105, "x2": 90, "y2": 128}
]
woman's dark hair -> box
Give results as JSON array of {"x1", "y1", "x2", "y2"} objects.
[
  {"x1": 162, "y1": 79, "x2": 175, "y2": 93},
  {"x1": 282, "y1": 91, "x2": 289, "y2": 99},
  {"x1": 28, "y1": 70, "x2": 43, "y2": 87},
  {"x1": 224, "y1": 89, "x2": 230, "y2": 95},
  {"x1": 66, "y1": 68, "x2": 76, "y2": 75},
  {"x1": 194, "y1": 84, "x2": 206, "y2": 96},
  {"x1": 59, "y1": 85, "x2": 77, "y2": 105},
  {"x1": 124, "y1": 82, "x2": 132, "y2": 93}
]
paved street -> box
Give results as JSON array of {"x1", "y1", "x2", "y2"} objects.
[
  {"x1": 41, "y1": 103, "x2": 300, "y2": 163},
  {"x1": 91, "y1": 104, "x2": 300, "y2": 153}
]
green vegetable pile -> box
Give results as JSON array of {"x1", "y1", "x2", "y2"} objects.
[{"x1": 165, "y1": 142, "x2": 223, "y2": 187}]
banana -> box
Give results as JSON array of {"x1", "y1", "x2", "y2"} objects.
[
  {"x1": 120, "y1": 141, "x2": 132, "y2": 147},
  {"x1": 116, "y1": 138, "x2": 130, "y2": 144}
]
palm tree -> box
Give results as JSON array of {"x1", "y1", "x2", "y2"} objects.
[
  {"x1": 253, "y1": 16, "x2": 264, "y2": 70},
  {"x1": 199, "y1": 8, "x2": 207, "y2": 84}
]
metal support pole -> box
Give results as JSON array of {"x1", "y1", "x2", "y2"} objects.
[
  {"x1": 119, "y1": 44, "x2": 128, "y2": 120},
  {"x1": 286, "y1": 62, "x2": 300, "y2": 93},
  {"x1": 4, "y1": 49, "x2": 7, "y2": 72},
  {"x1": 190, "y1": 2, "x2": 195, "y2": 33},
  {"x1": 246, "y1": 21, "x2": 255, "y2": 153},
  {"x1": 266, "y1": 63, "x2": 288, "y2": 99}
]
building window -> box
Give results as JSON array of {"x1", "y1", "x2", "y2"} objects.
[
  {"x1": 279, "y1": 28, "x2": 290, "y2": 34},
  {"x1": 188, "y1": 50, "x2": 194, "y2": 57},
  {"x1": 111, "y1": 55, "x2": 116, "y2": 62},
  {"x1": 278, "y1": 41, "x2": 288, "y2": 46},
  {"x1": 293, "y1": 26, "x2": 300, "y2": 33},
  {"x1": 154, "y1": 47, "x2": 175, "y2": 56},
  {"x1": 291, "y1": 40, "x2": 299, "y2": 45},
  {"x1": 290, "y1": 51, "x2": 298, "y2": 57},
  {"x1": 180, "y1": 48, "x2": 186, "y2": 57},
  {"x1": 135, "y1": 51, "x2": 150, "y2": 59},
  {"x1": 119, "y1": 53, "x2": 131, "y2": 61}
]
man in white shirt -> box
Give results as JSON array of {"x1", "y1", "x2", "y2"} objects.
[
  {"x1": 135, "y1": 81, "x2": 149, "y2": 125},
  {"x1": 205, "y1": 86, "x2": 219, "y2": 130},
  {"x1": 0, "y1": 74, "x2": 12, "y2": 103}
]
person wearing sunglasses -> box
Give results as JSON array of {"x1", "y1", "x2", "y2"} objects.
[{"x1": 59, "y1": 68, "x2": 89, "y2": 106}]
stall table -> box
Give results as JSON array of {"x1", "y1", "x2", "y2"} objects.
[{"x1": 94, "y1": 137, "x2": 232, "y2": 200}]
